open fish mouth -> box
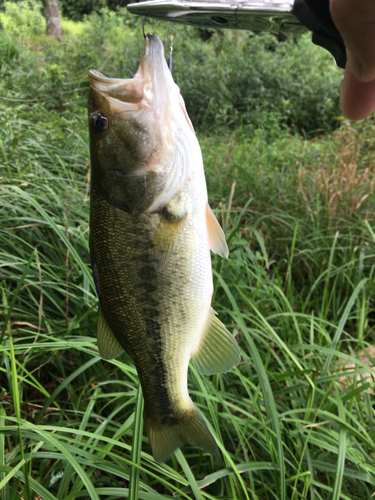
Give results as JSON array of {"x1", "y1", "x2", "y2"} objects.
[
  {"x1": 88, "y1": 33, "x2": 172, "y2": 114},
  {"x1": 88, "y1": 69, "x2": 144, "y2": 113}
]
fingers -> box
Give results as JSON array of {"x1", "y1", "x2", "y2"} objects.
[
  {"x1": 330, "y1": 0, "x2": 375, "y2": 82},
  {"x1": 340, "y1": 65, "x2": 375, "y2": 120},
  {"x1": 330, "y1": 0, "x2": 375, "y2": 119}
]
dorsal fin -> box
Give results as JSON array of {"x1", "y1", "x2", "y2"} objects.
[
  {"x1": 206, "y1": 204, "x2": 229, "y2": 258},
  {"x1": 192, "y1": 308, "x2": 240, "y2": 375},
  {"x1": 97, "y1": 305, "x2": 124, "y2": 359}
]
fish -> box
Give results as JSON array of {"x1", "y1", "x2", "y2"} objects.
[{"x1": 87, "y1": 33, "x2": 240, "y2": 462}]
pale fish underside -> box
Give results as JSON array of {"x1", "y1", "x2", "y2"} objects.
[{"x1": 88, "y1": 33, "x2": 240, "y2": 462}]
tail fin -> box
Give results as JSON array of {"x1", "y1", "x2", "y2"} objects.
[{"x1": 144, "y1": 406, "x2": 218, "y2": 463}]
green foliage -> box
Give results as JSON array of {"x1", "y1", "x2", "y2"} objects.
[
  {"x1": 60, "y1": 0, "x2": 106, "y2": 21},
  {"x1": 0, "y1": 0, "x2": 45, "y2": 37},
  {"x1": 0, "y1": 31, "x2": 21, "y2": 64},
  {"x1": 173, "y1": 30, "x2": 342, "y2": 137},
  {"x1": 59, "y1": 0, "x2": 126, "y2": 21},
  {"x1": 61, "y1": 8, "x2": 143, "y2": 77}
]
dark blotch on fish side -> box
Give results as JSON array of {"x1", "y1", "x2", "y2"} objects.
[
  {"x1": 91, "y1": 188, "x2": 177, "y2": 425},
  {"x1": 132, "y1": 232, "x2": 176, "y2": 422},
  {"x1": 92, "y1": 263, "x2": 101, "y2": 299}
]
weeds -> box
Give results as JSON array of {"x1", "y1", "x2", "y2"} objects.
[
  {"x1": 0, "y1": 0, "x2": 45, "y2": 38},
  {"x1": 296, "y1": 121, "x2": 375, "y2": 221}
]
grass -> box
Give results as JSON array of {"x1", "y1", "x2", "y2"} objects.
[
  {"x1": 1, "y1": 100, "x2": 374, "y2": 499},
  {"x1": 1, "y1": 8, "x2": 375, "y2": 500}
]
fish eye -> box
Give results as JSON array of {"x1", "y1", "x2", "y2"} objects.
[{"x1": 92, "y1": 111, "x2": 109, "y2": 132}]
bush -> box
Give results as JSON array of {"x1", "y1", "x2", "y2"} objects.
[
  {"x1": 172, "y1": 30, "x2": 343, "y2": 137},
  {"x1": 60, "y1": 8, "x2": 143, "y2": 77},
  {"x1": 59, "y1": 0, "x2": 126, "y2": 21},
  {"x1": 0, "y1": 30, "x2": 21, "y2": 64},
  {"x1": 0, "y1": 0, "x2": 45, "y2": 37},
  {"x1": 0, "y1": 29, "x2": 72, "y2": 110},
  {"x1": 60, "y1": 0, "x2": 105, "y2": 21}
]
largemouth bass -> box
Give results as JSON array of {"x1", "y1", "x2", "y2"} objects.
[{"x1": 88, "y1": 33, "x2": 240, "y2": 462}]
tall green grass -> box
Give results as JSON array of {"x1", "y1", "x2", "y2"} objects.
[
  {"x1": 1, "y1": 5, "x2": 375, "y2": 500},
  {"x1": 1, "y1": 97, "x2": 374, "y2": 499}
]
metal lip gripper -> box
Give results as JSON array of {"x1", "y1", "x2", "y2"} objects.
[
  {"x1": 127, "y1": 0, "x2": 304, "y2": 33},
  {"x1": 127, "y1": 0, "x2": 347, "y2": 68}
]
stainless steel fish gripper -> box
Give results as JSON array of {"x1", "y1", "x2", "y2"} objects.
[{"x1": 127, "y1": 0, "x2": 346, "y2": 69}]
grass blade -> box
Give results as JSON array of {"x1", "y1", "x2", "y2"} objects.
[
  {"x1": 321, "y1": 278, "x2": 368, "y2": 377},
  {"x1": 0, "y1": 250, "x2": 35, "y2": 343},
  {"x1": 0, "y1": 405, "x2": 5, "y2": 500},
  {"x1": 332, "y1": 394, "x2": 346, "y2": 500},
  {"x1": 0, "y1": 459, "x2": 25, "y2": 490},
  {"x1": 129, "y1": 383, "x2": 144, "y2": 500},
  {"x1": 175, "y1": 448, "x2": 203, "y2": 500},
  {"x1": 214, "y1": 271, "x2": 286, "y2": 500},
  {"x1": 3, "y1": 288, "x2": 31, "y2": 500}
]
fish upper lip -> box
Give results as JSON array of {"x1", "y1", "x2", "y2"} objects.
[
  {"x1": 88, "y1": 69, "x2": 144, "y2": 104},
  {"x1": 88, "y1": 69, "x2": 124, "y2": 85},
  {"x1": 88, "y1": 34, "x2": 168, "y2": 110}
]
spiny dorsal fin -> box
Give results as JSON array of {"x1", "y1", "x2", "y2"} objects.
[
  {"x1": 192, "y1": 308, "x2": 240, "y2": 375},
  {"x1": 206, "y1": 204, "x2": 229, "y2": 258},
  {"x1": 97, "y1": 305, "x2": 124, "y2": 359},
  {"x1": 153, "y1": 205, "x2": 186, "y2": 272}
]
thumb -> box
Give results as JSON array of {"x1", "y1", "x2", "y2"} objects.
[{"x1": 330, "y1": 0, "x2": 375, "y2": 82}]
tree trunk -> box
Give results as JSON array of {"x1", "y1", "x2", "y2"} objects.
[{"x1": 41, "y1": 0, "x2": 63, "y2": 43}]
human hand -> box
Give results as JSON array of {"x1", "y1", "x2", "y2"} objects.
[{"x1": 330, "y1": 0, "x2": 375, "y2": 120}]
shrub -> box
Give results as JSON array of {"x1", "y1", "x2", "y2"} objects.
[
  {"x1": 60, "y1": 0, "x2": 106, "y2": 21},
  {"x1": 0, "y1": 0, "x2": 45, "y2": 37},
  {"x1": 0, "y1": 30, "x2": 20, "y2": 64},
  {"x1": 59, "y1": 0, "x2": 125, "y2": 21},
  {"x1": 172, "y1": 29, "x2": 343, "y2": 137}
]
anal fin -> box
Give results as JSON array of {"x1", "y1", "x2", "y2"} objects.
[
  {"x1": 97, "y1": 305, "x2": 124, "y2": 360},
  {"x1": 192, "y1": 308, "x2": 240, "y2": 375}
]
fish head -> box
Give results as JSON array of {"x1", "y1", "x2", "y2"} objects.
[{"x1": 88, "y1": 33, "x2": 195, "y2": 214}]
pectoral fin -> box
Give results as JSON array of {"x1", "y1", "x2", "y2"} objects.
[
  {"x1": 153, "y1": 204, "x2": 187, "y2": 272},
  {"x1": 192, "y1": 308, "x2": 240, "y2": 375},
  {"x1": 97, "y1": 305, "x2": 124, "y2": 359},
  {"x1": 206, "y1": 204, "x2": 229, "y2": 258}
]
